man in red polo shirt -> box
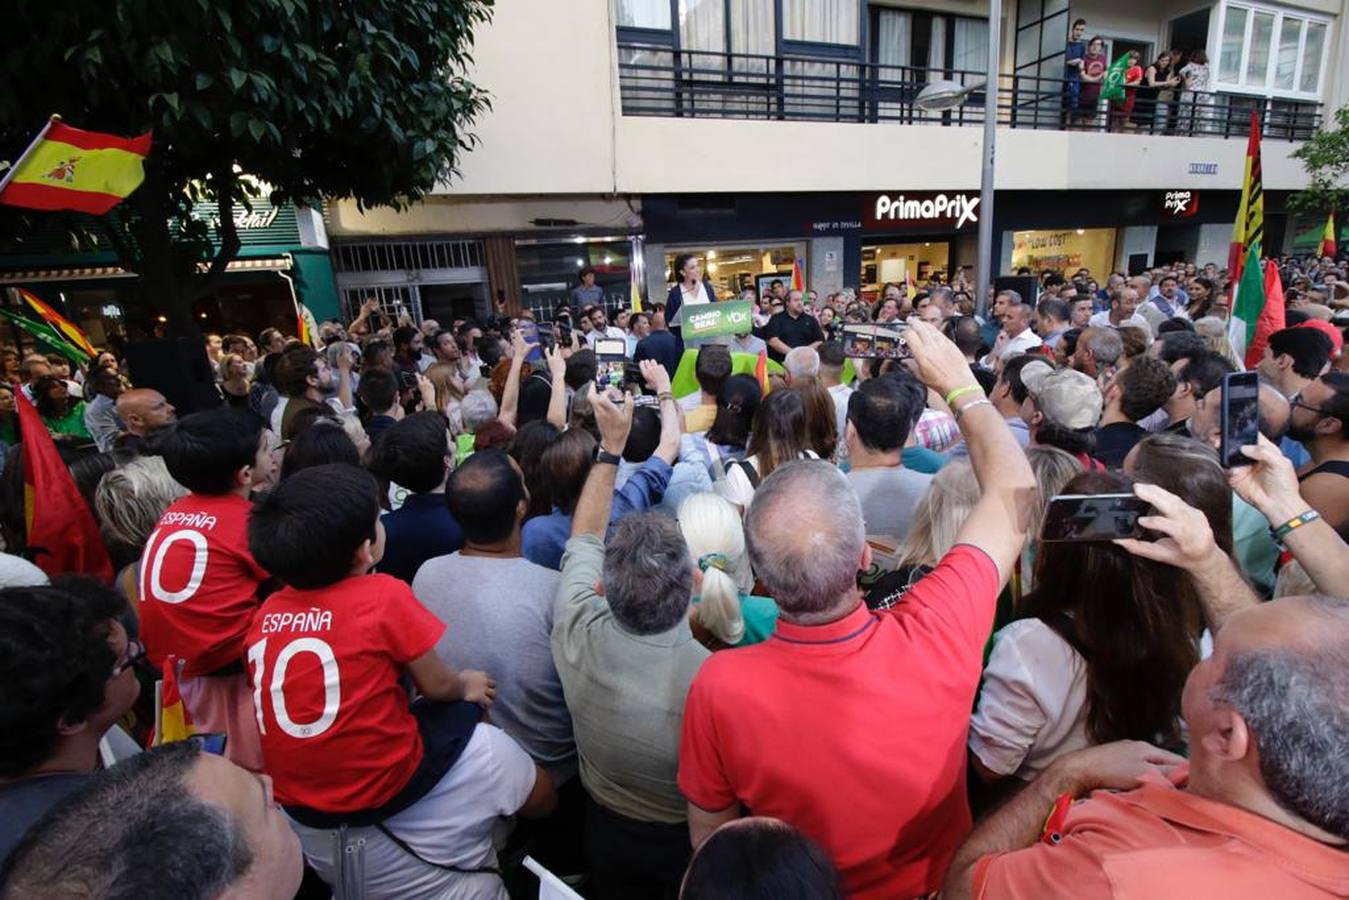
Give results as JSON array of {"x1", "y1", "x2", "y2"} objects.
[
  {"x1": 678, "y1": 320, "x2": 1036, "y2": 899},
  {"x1": 942, "y1": 593, "x2": 1349, "y2": 899}
]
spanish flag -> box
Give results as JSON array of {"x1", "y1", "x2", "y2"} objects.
[
  {"x1": 18, "y1": 288, "x2": 96, "y2": 359},
  {"x1": 791, "y1": 257, "x2": 805, "y2": 292},
  {"x1": 15, "y1": 390, "x2": 114, "y2": 580},
  {"x1": 0, "y1": 117, "x2": 152, "y2": 215},
  {"x1": 1227, "y1": 112, "x2": 1263, "y2": 285},
  {"x1": 1322, "y1": 212, "x2": 1337, "y2": 258},
  {"x1": 152, "y1": 657, "x2": 195, "y2": 746}
]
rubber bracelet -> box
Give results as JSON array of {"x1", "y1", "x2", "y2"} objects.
[
  {"x1": 658, "y1": 391, "x2": 675, "y2": 403},
  {"x1": 945, "y1": 384, "x2": 983, "y2": 406},
  {"x1": 1272, "y1": 509, "x2": 1320, "y2": 540},
  {"x1": 953, "y1": 398, "x2": 993, "y2": 423}
]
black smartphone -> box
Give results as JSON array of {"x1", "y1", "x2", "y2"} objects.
[
  {"x1": 397, "y1": 369, "x2": 418, "y2": 391},
  {"x1": 841, "y1": 323, "x2": 911, "y2": 360},
  {"x1": 1220, "y1": 371, "x2": 1260, "y2": 467},
  {"x1": 1040, "y1": 493, "x2": 1152, "y2": 542}
]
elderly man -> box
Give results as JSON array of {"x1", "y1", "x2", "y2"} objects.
[
  {"x1": 782, "y1": 346, "x2": 820, "y2": 385},
  {"x1": 1071, "y1": 326, "x2": 1124, "y2": 382},
  {"x1": 113, "y1": 387, "x2": 176, "y2": 451},
  {"x1": 0, "y1": 742, "x2": 303, "y2": 899},
  {"x1": 979, "y1": 289, "x2": 1021, "y2": 349},
  {"x1": 944, "y1": 514, "x2": 1348, "y2": 900},
  {"x1": 552, "y1": 388, "x2": 708, "y2": 899},
  {"x1": 679, "y1": 320, "x2": 1035, "y2": 900},
  {"x1": 82, "y1": 369, "x2": 125, "y2": 452}
]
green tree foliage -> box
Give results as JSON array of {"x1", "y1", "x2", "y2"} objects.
[
  {"x1": 1291, "y1": 105, "x2": 1349, "y2": 218},
  {"x1": 0, "y1": 0, "x2": 493, "y2": 333}
]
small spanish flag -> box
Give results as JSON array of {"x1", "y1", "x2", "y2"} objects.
[
  {"x1": 18, "y1": 288, "x2": 96, "y2": 359},
  {"x1": 755, "y1": 348, "x2": 769, "y2": 394},
  {"x1": 1321, "y1": 212, "x2": 1337, "y2": 258},
  {"x1": 790, "y1": 257, "x2": 805, "y2": 292},
  {"x1": 0, "y1": 116, "x2": 152, "y2": 216},
  {"x1": 152, "y1": 656, "x2": 195, "y2": 746}
]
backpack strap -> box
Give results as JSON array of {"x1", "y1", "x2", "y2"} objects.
[{"x1": 731, "y1": 458, "x2": 761, "y2": 490}]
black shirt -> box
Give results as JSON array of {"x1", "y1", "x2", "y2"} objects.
[
  {"x1": 0, "y1": 773, "x2": 90, "y2": 864},
  {"x1": 1092, "y1": 421, "x2": 1148, "y2": 469},
  {"x1": 634, "y1": 330, "x2": 683, "y2": 381},
  {"x1": 763, "y1": 311, "x2": 825, "y2": 363}
]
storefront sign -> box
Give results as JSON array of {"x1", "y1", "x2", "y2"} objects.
[
  {"x1": 1187, "y1": 162, "x2": 1219, "y2": 175},
  {"x1": 867, "y1": 192, "x2": 979, "y2": 231},
  {"x1": 810, "y1": 220, "x2": 863, "y2": 234},
  {"x1": 683, "y1": 300, "x2": 753, "y2": 340},
  {"x1": 1162, "y1": 190, "x2": 1200, "y2": 218}
]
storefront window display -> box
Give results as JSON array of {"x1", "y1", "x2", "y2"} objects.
[
  {"x1": 862, "y1": 241, "x2": 951, "y2": 295},
  {"x1": 517, "y1": 237, "x2": 634, "y2": 321},
  {"x1": 1011, "y1": 228, "x2": 1118, "y2": 279},
  {"x1": 661, "y1": 244, "x2": 803, "y2": 300}
]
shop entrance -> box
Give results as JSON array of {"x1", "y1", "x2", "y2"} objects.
[{"x1": 661, "y1": 243, "x2": 804, "y2": 301}]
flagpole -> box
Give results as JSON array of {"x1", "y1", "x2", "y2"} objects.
[{"x1": 0, "y1": 114, "x2": 60, "y2": 195}]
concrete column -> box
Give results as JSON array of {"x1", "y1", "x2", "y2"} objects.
[{"x1": 809, "y1": 237, "x2": 846, "y2": 296}]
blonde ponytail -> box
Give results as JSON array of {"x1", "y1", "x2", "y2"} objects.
[{"x1": 677, "y1": 493, "x2": 755, "y2": 647}]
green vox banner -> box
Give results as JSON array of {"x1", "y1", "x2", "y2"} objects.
[{"x1": 682, "y1": 300, "x2": 753, "y2": 339}]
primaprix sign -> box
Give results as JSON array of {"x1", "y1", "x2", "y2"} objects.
[{"x1": 867, "y1": 192, "x2": 980, "y2": 231}]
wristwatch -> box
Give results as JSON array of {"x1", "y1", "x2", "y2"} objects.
[{"x1": 594, "y1": 447, "x2": 622, "y2": 466}]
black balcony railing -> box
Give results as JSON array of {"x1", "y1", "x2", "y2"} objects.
[{"x1": 616, "y1": 43, "x2": 1322, "y2": 140}]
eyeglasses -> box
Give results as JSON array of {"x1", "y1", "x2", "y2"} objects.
[
  {"x1": 1289, "y1": 394, "x2": 1328, "y2": 417},
  {"x1": 111, "y1": 640, "x2": 146, "y2": 678}
]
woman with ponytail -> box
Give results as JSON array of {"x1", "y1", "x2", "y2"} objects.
[{"x1": 677, "y1": 492, "x2": 778, "y2": 650}]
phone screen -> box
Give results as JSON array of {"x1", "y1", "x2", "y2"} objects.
[
  {"x1": 1220, "y1": 371, "x2": 1260, "y2": 468},
  {"x1": 1040, "y1": 493, "x2": 1152, "y2": 542},
  {"x1": 841, "y1": 323, "x2": 911, "y2": 360}
]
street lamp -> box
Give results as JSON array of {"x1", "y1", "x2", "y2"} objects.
[{"x1": 915, "y1": 0, "x2": 1001, "y2": 315}]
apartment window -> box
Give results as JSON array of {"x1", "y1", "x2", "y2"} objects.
[
  {"x1": 783, "y1": 0, "x2": 861, "y2": 45},
  {"x1": 617, "y1": 0, "x2": 672, "y2": 29},
  {"x1": 1214, "y1": 1, "x2": 1329, "y2": 97},
  {"x1": 1013, "y1": 0, "x2": 1070, "y2": 86},
  {"x1": 871, "y1": 8, "x2": 988, "y2": 82}
]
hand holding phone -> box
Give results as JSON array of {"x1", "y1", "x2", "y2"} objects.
[
  {"x1": 1040, "y1": 493, "x2": 1152, "y2": 542},
  {"x1": 1219, "y1": 371, "x2": 1260, "y2": 468}
]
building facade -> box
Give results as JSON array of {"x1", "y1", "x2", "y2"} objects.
[{"x1": 325, "y1": 0, "x2": 1348, "y2": 320}]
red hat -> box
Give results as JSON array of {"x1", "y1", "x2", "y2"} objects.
[{"x1": 1295, "y1": 319, "x2": 1343, "y2": 357}]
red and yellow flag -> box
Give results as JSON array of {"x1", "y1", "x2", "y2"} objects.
[
  {"x1": 15, "y1": 390, "x2": 113, "y2": 580},
  {"x1": 791, "y1": 257, "x2": 805, "y2": 292},
  {"x1": 18, "y1": 288, "x2": 96, "y2": 359},
  {"x1": 1227, "y1": 112, "x2": 1263, "y2": 285},
  {"x1": 152, "y1": 657, "x2": 195, "y2": 746},
  {"x1": 1321, "y1": 212, "x2": 1337, "y2": 258},
  {"x1": 755, "y1": 348, "x2": 769, "y2": 394},
  {"x1": 0, "y1": 118, "x2": 152, "y2": 215}
]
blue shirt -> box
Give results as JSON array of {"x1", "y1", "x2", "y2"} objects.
[
  {"x1": 522, "y1": 456, "x2": 674, "y2": 570},
  {"x1": 1065, "y1": 40, "x2": 1086, "y2": 81},
  {"x1": 378, "y1": 493, "x2": 465, "y2": 583}
]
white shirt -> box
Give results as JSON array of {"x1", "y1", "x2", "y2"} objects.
[
  {"x1": 827, "y1": 383, "x2": 854, "y2": 466},
  {"x1": 716, "y1": 450, "x2": 818, "y2": 509},
  {"x1": 968, "y1": 618, "x2": 1090, "y2": 781},
  {"x1": 1088, "y1": 310, "x2": 1151, "y2": 332},
  {"x1": 673, "y1": 281, "x2": 712, "y2": 327},
  {"x1": 981, "y1": 328, "x2": 1043, "y2": 366},
  {"x1": 585, "y1": 326, "x2": 626, "y2": 348},
  {"x1": 287, "y1": 724, "x2": 535, "y2": 900}
]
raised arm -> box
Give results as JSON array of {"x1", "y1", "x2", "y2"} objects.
[
  {"x1": 335, "y1": 344, "x2": 354, "y2": 411},
  {"x1": 904, "y1": 320, "x2": 1036, "y2": 586},
  {"x1": 572, "y1": 389, "x2": 632, "y2": 538},
  {"x1": 1229, "y1": 436, "x2": 1349, "y2": 596},
  {"x1": 1114, "y1": 482, "x2": 1259, "y2": 631},
  {"x1": 640, "y1": 359, "x2": 682, "y2": 465},
  {"x1": 544, "y1": 345, "x2": 569, "y2": 429},
  {"x1": 496, "y1": 329, "x2": 529, "y2": 430}
]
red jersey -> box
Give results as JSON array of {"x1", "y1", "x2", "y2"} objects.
[
  {"x1": 245, "y1": 573, "x2": 445, "y2": 812},
  {"x1": 139, "y1": 493, "x2": 269, "y2": 677}
]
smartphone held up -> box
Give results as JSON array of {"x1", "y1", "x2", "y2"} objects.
[{"x1": 1219, "y1": 371, "x2": 1260, "y2": 468}]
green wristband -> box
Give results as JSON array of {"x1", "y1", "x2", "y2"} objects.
[
  {"x1": 1272, "y1": 509, "x2": 1320, "y2": 541},
  {"x1": 945, "y1": 384, "x2": 983, "y2": 406}
]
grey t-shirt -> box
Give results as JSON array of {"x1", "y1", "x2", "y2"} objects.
[
  {"x1": 413, "y1": 552, "x2": 577, "y2": 786},
  {"x1": 846, "y1": 465, "x2": 934, "y2": 539}
]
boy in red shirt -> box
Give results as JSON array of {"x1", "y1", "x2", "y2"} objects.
[
  {"x1": 141, "y1": 408, "x2": 278, "y2": 769},
  {"x1": 245, "y1": 463, "x2": 501, "y2": 815}
]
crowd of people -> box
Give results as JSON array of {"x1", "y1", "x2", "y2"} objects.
[{"x1": 0, "y1": 249, "x2": 1346, "y2": 899}]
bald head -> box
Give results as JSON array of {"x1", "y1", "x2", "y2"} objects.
[
  {"x1": 116, "y1": 389, "x2": 176, "y2": 436},
  {"x1": 1192, "y1": 382, "x2": 1290, "y2": 449},
  {"x1": 744, "y1": 461, "x2": 865, "y2": 623}
]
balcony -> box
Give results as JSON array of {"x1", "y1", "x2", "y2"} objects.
[{"x1": 616, "y1": 43, "x2": 1322, "y2": 141}]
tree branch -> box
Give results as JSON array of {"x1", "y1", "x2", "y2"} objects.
[
  {"x1": 100, "y1": 210, "x2": 138, "y2": 274},
  {"x1": 186, "y1": 160, "x2": 241, "y2": 302}
]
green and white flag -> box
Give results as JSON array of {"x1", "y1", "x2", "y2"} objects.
[{"x1": 1100, "y1": 54, "x2": 1130, "y2": 103}]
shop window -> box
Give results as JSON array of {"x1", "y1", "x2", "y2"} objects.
[
  {"x1": 516, "y1": 239, "x2": 634, "y2": 322},
  {"x1": 861, "y1": 242, "x2": 950, "y2": 293},
  {"x1": 1010, "y1": 229, "x2": 1118, "y2": 281},
  {"x1": 1214, "y1": 1, "x2": 1329, "y2": 98}
]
